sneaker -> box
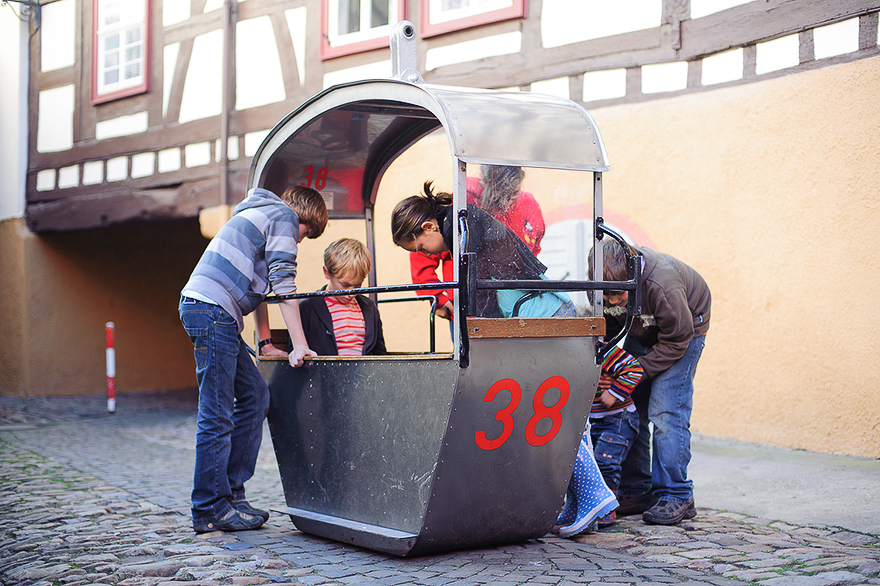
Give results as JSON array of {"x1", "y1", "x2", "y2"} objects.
[
  {"x1": 616, "y1": 491, "x2": 658, "y2": 516},
  {"x1": 232, "y1": 499, "x2": 269, "y2": 522},
  {"x1": 642, "y1": 499, "x2": 696, "y2": 525},
  {"x1": 596, "y1": 510, "x2": 617, "y2": 528},
  {"x1": 193, "y1": 508, "x2": 265, "y2": 534}
]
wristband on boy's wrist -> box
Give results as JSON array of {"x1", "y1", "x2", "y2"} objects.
[{"x1": 258, "y1": 338, "x2": 273, "y2": 349}]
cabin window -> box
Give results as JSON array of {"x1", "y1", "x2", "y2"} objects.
[
  {"x1": 321, "y1": 0, "x2": 407, "y2": 59},
  {"x1": 92, "y1": 0, "x2": 150, "y2": 104},
  {"x1": 420, "y1": 0, "x2": 526, "y2": 37}
]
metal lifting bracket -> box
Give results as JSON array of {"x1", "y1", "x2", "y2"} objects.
[{"x1": 390, "y1": 20, "x2": 424, "y2": 84}]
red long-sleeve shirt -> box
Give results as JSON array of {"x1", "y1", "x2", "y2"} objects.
[{"x1": 410, "y1": 250, "x2": 454, "y2": 308}]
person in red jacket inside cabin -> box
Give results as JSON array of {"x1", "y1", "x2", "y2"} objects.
[{"x1": 408, "y1": 165, "x2": 546, "y2": 326}]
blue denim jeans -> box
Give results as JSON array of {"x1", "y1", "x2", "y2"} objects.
[
  {"x1": 619, "y1": 335, "x2": 706, "y2": 503},
  {"x1": 179, "y1": 296, "x2": 270, "y2": 524},
  {"x1": 589, "y1": 409, "x2": 639, "y2": 492},
  {"x1": 552, "y1": 300, "x2": 578, "y2": 317}
]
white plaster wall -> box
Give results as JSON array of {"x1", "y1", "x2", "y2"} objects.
[
  {"x1": 163, "y1": 0, "x2": 190, "y2": 27},
  {"x1": 95, "y1": 112, "x2": 149, "y2": 140},
  {"x1": 541, "y1": 0, "x2": 661, "y2": 48},
  {"x1": 690, "y1": 0, "x2": 752, "y2": 19},
  {"x1": 323, "y1": 60, "x2": 391, "y2": 89},
  {"x1": 179, "y1": 30, "x2": 223, "y2": 124},
  {"x1": 0, "y1": 10, "x2": 28, "y2": 220},
  {"x1": 40, "y1": 0, "x2": 75, "y2": 72},
  {"x1": 425, "y1": 31, "x2": 522, "y2": 70},
  {"x1": 163, "y1": 43, "x2": 180, "y2": 117},
  {"x1": 37, "y1": 85, "x2": 75, "y2": 153},
  {"x1": 285, "y1": 7, "x2": 307, "y2": 88},
  {"x1": 236, "y1": 17, "x2": 285, "y2": 110}
]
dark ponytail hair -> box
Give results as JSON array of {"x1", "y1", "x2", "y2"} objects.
[{"x1": 391, "y1": 181, "x2": 452, "y2": 247}]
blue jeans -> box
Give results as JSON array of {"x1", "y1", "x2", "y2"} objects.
[
  {"x1": 619, "y1": 335, "x2": 706, "y2": 503},
  {"x1": 552, "y1": 300, "x2": 578, "y2": 317},
  {"x1": 589, "y1": 409, "x2": 639, "y2": 492},
  {"x1": 179, "y1": 297, "x2": 270, "y2": 524}
]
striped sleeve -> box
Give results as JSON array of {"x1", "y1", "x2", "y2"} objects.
[{"x1": 601, "y1": 346, "x2": 644, "y2": 403}]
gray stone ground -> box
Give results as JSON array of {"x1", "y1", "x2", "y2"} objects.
[{"x1": 1, "y1": 391, "x2": 878, "y2": 586}]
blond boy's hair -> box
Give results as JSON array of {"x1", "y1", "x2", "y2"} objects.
[
  {"x1": 324, "y1": 238, "x2": 371, "y2": 283},
  {"x1": 280, "y1": 185, "x2": 329, "y2": 238}
]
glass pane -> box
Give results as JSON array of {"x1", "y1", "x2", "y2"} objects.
[
  {"x1": 104, "y1": 51, "x2": 119, "y2": 68},
  {"x1": 338, "y1": 0, "x2": 360, "y2": 34},
  {"x1": 126, "y1": 27, "x2": 142, "y2": 44},
  {"x1": 125, "y1": 45, "x2": 141, "y2": 62},
  {"x1": 125, "y1": 62, "x2": 142, "y2": 80},
  {"x1": 105, "y1": 34, "x2": 120, "y2": 50},
  {"x1": 103, "y1": 3, "x2": 120, "y2": 26},
  {"x1": 461, "y1": 163, "x2": 595, "y2": 317},
  {"x1": 432, "y1": 0, "x2": 513, "y2": 24},
  {"x1": 371, "y1": 0, "x2": 389, "y2": 27},
  {"x1": 104, "y1": 69, "x2": 119, "y2": 84}
]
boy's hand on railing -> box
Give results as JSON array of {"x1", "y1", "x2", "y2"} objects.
[{"x1": 288, "y1": 345, "x2": 317, "y2": 368}]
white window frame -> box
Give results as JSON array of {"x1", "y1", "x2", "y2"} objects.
[
  {"x1": 321, "y1": 0, "x2": 407, "y2": 59},
  {"x1": 421, "y1": 0, "x2": 526, "y2": 38},
  {"x1": 92, "y1": 0, "x2": 150, "y2": 103}
]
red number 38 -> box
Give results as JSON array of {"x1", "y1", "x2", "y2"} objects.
[{"x1": 474, "y1": 375, "x2": 571, "y2": 451}]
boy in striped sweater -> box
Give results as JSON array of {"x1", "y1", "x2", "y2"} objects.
[
  {"x1": 589, "y1": 345, "x2": 645, "y2": 526},
  {"x1": 180, "y1": 185, "x2": 328, "y2": 534}
]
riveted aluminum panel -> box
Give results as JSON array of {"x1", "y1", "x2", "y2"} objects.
[{"x1": 261, "y1": 336, "x2": 599, "y2": 556}]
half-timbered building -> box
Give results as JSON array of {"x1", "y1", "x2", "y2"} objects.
[{"x1": 2, "y1": 0, "x2": 879, "y2": 457}]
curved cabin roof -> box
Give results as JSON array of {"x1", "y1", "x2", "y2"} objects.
[{"x1": 248, "y1": 79, "x2": 609, "y2": 219}]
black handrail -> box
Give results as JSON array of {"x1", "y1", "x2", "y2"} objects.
[
  {"x1": 259, "y1": 221, "x2": 641, "y2": 365},
  {"x1": 257, "y1": 291, "x2": 441, "y2": 356},
  {"x1": 378, "y1": 295, "x2": 438, "y2": 353}
]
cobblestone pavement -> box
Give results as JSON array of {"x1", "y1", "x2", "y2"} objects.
[{"x1": 2, "y1": 392, "x2": 879, "y2": 586}]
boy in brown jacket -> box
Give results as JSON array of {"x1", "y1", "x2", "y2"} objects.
[{"x1": 601, "y1": 239, "x2": 711, "y2": 525}]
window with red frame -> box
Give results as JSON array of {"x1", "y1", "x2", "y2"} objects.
[
  {"x1": 92, "y1": 0, "x2": 150, "y2": 104},
  {"x1": 420, "y1": 0, "x2": 526, "y2": 38},
  {"x1": 321, "y1": 0, "x2": 407, "y2": 59}
]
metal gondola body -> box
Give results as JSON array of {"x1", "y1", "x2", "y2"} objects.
[{"x1": 248, "y1": 26, "x2": 638, "y2": 556}]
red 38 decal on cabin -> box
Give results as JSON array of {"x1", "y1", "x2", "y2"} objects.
[
  {"x1": 474, "y1": 376, "x2": 571, "y2": 451},
  {"x1": 301, "y1": 166, "x2": 329, "y2": 190}
]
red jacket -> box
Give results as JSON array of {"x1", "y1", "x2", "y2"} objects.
[
  {"x1": 466, "y1": 176, "x2": 545, "y2": 255},
  {"x1": 410, "y1": 250, "x2": 454, "y2": 307}
]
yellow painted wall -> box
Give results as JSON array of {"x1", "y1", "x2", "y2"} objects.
[
  {"x1": 590, "y1": 57, "x2": 880, "y2": 458},
  {"x1": 0, "y1": 217, "x2": 208, "y2": 396},
  {"x1": 0, "y1": 219, "x2": 28, "y2": 394}
]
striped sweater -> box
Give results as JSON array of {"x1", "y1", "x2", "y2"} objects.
[
  {"x1": 591, "y1": 346, "x2": 644, "y2": 416},
  {"x1": 324, "y1": 296, "x2": 366, "y2": 356},
  {"x1": 181, "y1": 188, "x2": 301, "y2": 333}
]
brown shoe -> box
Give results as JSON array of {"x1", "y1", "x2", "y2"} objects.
[
  {"x1": 615, "y1": 492, "x2": 658, "y2": 516},
  {"x1": 193, "y1": 509, "x2": 265, "y2": 533},
  {"x1": 232, "y1": 499, "x2": 269, "y2": 522},
  {"x1": 642, "y1": 499, "x2": 696, "y2": 525}
]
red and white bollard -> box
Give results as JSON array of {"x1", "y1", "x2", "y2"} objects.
[{"x1": 106, "y1": 322, "x2": 116, "y2": 413}]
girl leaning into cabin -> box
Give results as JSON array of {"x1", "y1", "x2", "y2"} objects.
[{"x1": 391, "y1": 181, "x2": 573, "y2": 319}]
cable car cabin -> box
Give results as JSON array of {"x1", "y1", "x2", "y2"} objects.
[{"x1": 250, "y1": 55, "x2": 640, "y2": 556}]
